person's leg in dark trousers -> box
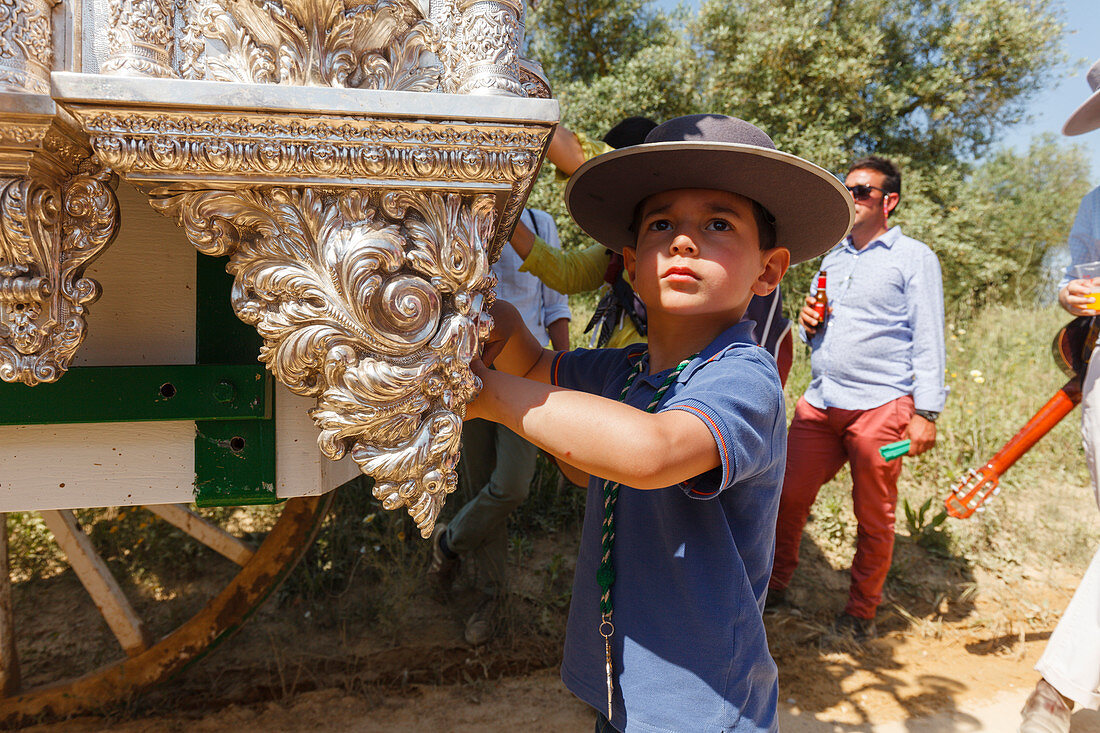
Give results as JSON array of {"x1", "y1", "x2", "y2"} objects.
[
  {"x1": 455, "y1": 418, "x2": 497, "y2": 534},
  {"x1": 770, "y1": 397, "x2": 850, "y2": 592},
  {"x1": 448, "y1": 419, "x2": 537, "y2": 643},
  {"x1": 450, "y1": 421, "x2": 537, "y2": 593},
  {"x1": 842, "y1": 396, "x2": 913, "y2": 619}
]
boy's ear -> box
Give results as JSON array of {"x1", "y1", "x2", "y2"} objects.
[
  {"x1": 752, "y1": 247, "x2": 791, "y2": 297},
  {"x1": 622, "y1": 245, "x2": 637, "y2": 281}
]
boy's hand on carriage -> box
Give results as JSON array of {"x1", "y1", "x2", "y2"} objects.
[
  {"x1": 479, "y1": 299, "x2": 522, "y2": 367},
  {"x1": 1060, "y1": 278, "x2": 1100, "y2": 317},
  {"x1": 464, "y1": 357, "x2": 493, "y2": 421},
  {"x1": 466, "y1": 300, "x2": 527, "y2": 423}
]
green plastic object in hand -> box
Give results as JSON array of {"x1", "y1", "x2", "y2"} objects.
[{"x1": 879, "y1": 439, "x2": 911, "y2": 461}]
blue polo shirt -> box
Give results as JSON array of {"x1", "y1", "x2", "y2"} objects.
[{"x1": 551, "y1": 321, "x2": 785, "y2": 733}]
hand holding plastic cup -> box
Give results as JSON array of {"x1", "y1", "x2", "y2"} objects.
[{"x1": 1070, "y1": 261, "x2": 1100, "y2": 311}]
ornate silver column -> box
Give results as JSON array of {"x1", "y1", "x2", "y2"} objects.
[
  {"x1": 0, "y1": 0, "x2": 58, "y2": 94},
  {"x1": 100, "y1": 0, "x2": 176, "y2": 78},
  {"x1": 432, "y1": 0, "x2": 526, "y2": 96}
]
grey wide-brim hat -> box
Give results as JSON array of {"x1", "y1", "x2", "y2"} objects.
[
  {"x1": 1064, "y1": 59, "x2": 1100, "y2": 136},
  {"x1": 565, "y1": 114, "x2": 854, "y2": 264}
]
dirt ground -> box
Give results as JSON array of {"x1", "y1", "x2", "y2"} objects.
[
  {"x1": 14, "y1": 597, "x2": 1097, "y2": 732},
  {"x1": 13, "y1": 520, "x2": 1100, "y2": 733}
]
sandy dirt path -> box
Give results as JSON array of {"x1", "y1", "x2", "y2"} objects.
[{"x1": 20, "y1": 625, "x2": 1100, "y2": 732}]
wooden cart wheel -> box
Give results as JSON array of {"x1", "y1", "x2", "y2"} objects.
[{"x1": 0, "y1": 493, "x2": 334, "y2": 724}]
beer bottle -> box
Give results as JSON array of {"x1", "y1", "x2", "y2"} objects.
[{"x1": 811, "y1": 271, "x2": 828, "y2": 326}]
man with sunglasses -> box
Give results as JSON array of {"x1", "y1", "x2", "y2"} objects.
[{"x1": 767, "y1": 155, "x2": 947, "y2": 639}]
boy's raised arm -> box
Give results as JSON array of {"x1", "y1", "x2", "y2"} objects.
[
  {"x1": 467, "y1": 365, "x2": 720, "y2": 489},
  {"x1": 547, "y1": 125, "x2": 586, "y2": 178}
]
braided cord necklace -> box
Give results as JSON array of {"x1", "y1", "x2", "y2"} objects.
[{"x1": 598, "y1": 350, "x2": 695, "y2": 720}]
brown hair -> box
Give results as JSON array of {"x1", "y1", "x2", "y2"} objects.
[{"x1": 848, "y1": 155, "x2": 901, "y2": 196}]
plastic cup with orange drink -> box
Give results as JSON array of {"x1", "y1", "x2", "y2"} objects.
[{"x1": 1071, "y1": 261, "x2": 1100, "y2": 311}]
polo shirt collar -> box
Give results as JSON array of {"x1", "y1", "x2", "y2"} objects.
[
  {"x1": 843, "y1": 224, "x2": 902, "y2": 252},
  {"x1": 636, "y1": 320, "x2": 756, "y2": 386}
]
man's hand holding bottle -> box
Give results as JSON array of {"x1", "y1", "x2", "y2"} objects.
[{"x1": 800, "y1": 271, "x2": 829, "y2": 336}]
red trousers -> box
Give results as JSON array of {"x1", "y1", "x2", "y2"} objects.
[
  {"x1": 770, "y1": 395, "x2": 914, "y2": 619},
  {"x1": 776, "y1": 330, "x2": 793, "y2": 388}
]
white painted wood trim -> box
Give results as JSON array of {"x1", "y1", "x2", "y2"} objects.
[
  {"x1": 0, "y1": 421, "x2": 197, "y2": 511},
  {"x1": 76, "y1": 181, "x2": 197, "y2": 367},
  {"x1": 276, "y1": 390, "x2": 361, "y2": 499}
]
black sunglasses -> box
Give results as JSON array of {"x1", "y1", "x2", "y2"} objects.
[{"x1": 845, "y1": 184, "x2": 890, "y2": 200}]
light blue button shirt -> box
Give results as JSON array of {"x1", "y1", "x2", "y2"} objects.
[
  {"x1": 1058, "y1": 186, "x2": 1100, "y2": 290},
  {"x1": 493, "y1": 209, "x2": 571, "y2": 346},
  {"x1": 801, "y1": 226, "x2": 948, "y2": 412}
]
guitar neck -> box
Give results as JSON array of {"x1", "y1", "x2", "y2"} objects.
[{"x1": 983, "y1": 379, "x2": 1082, "y2": 476}]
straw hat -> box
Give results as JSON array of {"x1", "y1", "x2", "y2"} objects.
[
  {"x1": 1064, "y1": 58, "x2": 1100, "y2": 136},
  {"x1": 565, "y1": 114, "x2": 854, "y2": 264}
]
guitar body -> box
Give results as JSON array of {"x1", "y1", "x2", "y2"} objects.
[{"x1": 1052, "y1": 315, "x2": 1099, "y2": 380}]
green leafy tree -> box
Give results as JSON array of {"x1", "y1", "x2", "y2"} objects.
[
  {"x1": 896, "y1": 135, "x2": 1093, "y2": 314},
  {"x1": 522, "y1": 0, "x2": 1075, "y2": 311},
  {"x1": 525, "y1": 0, "x2": 673, "y2": 84},
  {"x1": 691, "y1": 0, "x2": 1066, "y2": 169}
]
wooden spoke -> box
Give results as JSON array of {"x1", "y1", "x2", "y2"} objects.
[
  {"x1": 2, "y1": 496, "x2": 332, "y2": 725},
  {"x1": 0, "y1": 516, "x2": 19, "y2": 696},
  {"x1": 145, "y1": 504, "x2": 255, "y2": 567},
  {"x1": 39, "y1": 510, "x2": 152, "y2": 657}
]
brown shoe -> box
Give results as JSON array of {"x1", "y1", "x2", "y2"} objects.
[
  {"x1": 1019, "y1": 678, "x2": 1072, "y2": 733},
  {"x1": 428, "y1": 523, "x2": 459, "y2": 595},
  {"x1": 834, "y1": 612, "x2": 876, "y2": 640},
  {"x1": 764, "y1": 587, "x2": 789, "y2": 614},
  {"x1": 464, "y1": 594, "x2": 498, "y2": 646}
]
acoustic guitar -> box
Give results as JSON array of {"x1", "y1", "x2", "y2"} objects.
[{"x1": 944, "y1": 316, "x2": 1098, "y2": 518}]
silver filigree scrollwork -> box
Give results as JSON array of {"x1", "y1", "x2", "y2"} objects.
[
  {"x1": 181, "y1": 0, "x2": 542, "y2": 95},
  {"x1": 177, "y1": 0, "x2": 207, "y2": 80},
  {"x1": 0, "y1": 0, "x2": 57, "y2": 94},
  {"x1": 429, "y1": 0, "x2": 462, "y2": 94},
  {"x1": 102, "y1": 0, "x2": 177, "y2": 78},
  {"x1": 152, "y1": 186, "x2": 496, "y2": 536},
  {"x1": 195, "y1": 0, "x2": 441, "y2": 90},
  {"x1": 0, "y1": 166, "x2": 120, "y2": 384}
]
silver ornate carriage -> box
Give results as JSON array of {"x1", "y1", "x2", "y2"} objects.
[{"x1": 0, "y1": 0, "x2": 556, "y2": 719}]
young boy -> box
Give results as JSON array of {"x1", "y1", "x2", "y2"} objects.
[{"x1": 465, "y1": 115, "x2": 854, "y2": 732}]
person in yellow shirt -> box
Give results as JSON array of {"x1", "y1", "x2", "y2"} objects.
[{"x1": 520, "y1": 119, "x2": 655, "y2": 349}]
